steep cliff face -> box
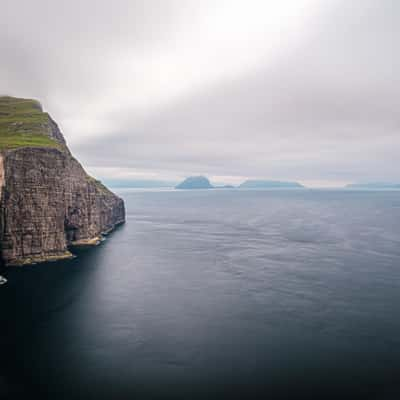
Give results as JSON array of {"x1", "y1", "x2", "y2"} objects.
[{"x1": 0, "y1": 96, "x2": 125, "y2": 266}]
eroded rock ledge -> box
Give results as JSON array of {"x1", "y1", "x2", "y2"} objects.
[{"x1": 0, "y1": 97, "x2": 125, "y2": 266}]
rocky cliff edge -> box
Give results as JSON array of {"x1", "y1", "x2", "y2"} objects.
[{"x1": 0, "y1": 96, "x2": 125, "y2": 266}]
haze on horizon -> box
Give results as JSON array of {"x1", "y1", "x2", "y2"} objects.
[{"x1": 1, "y1": 0, "x2": 399, "y2": 187}]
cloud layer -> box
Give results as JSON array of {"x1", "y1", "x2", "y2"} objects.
[{"x1": 1, "y1": 0, "x2": 399, "y2": 186}]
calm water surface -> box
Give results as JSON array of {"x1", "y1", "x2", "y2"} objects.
[{"x1": 1, "y1": 189, "x2": 400, "y2": 399}]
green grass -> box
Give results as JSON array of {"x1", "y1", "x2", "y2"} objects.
[
  {"x1": 0, "y1": 96, "x2": 61, "y2": 150},
  {"x1": 0, "y1": 132, "x2": 60, "y2": 150},
  {"x1": 0, "y1": 96, "x2": 42, "y2": 115}
]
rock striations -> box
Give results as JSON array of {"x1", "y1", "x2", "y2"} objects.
[{"x1": 0, "y1": 96, "x2": 125, "y2": 266}]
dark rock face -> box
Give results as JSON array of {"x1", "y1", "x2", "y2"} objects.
[
  {"x1": 47, "y1": 115, "x2": 67, "y2": 145},
  {"x1": 0, "y1": 99, "x2": 125, "y2": 266}
]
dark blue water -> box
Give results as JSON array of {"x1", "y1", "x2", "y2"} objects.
[{"x1": 1, "y1": 189, "x2": 400, "y2": 399}]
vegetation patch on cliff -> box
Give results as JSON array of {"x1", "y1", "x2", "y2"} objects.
[
  {"x1": 86, "y1": 175, "x2": 114, "y2": 195},
  {"x1": 0, "y1": 96, "x2": 61, "y2": 150}
]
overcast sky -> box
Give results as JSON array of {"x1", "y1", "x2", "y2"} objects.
[{"x1": 1, "y1": 0, "x2": 399, "y2": 186}]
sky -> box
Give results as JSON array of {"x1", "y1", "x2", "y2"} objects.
[{"x1": 1, "y1": 0, "x2": 399, "y2": 187}]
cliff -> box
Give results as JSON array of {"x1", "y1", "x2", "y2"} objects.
[{"x1": 0, "y1": 96, "x2": 125, "y2": 266}]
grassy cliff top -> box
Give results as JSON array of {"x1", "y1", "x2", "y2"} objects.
[{"x1": 0, "y1": 96, "x2": 61, "y2": 150}]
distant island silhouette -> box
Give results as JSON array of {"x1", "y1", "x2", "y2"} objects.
[
  {"x1": 175, "y1": 176, "x2": 213, "y2": 189},
  {"x1": 175, "y1": 177, "x2": 305, "y2": 190},
  {"x1": 239, "y1": 180, "x2": 304, "y2": 189},
  {"x1": 346, "y1": 183, "x2": 400, "y2": 189}
]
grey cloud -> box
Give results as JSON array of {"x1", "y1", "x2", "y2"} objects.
[{"x1": 1, "y1": 0, "x2": 399, "y2": 185}]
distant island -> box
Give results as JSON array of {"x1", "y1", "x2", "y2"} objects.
[
  {"x1": 175, "y1": 177, "x2": 306, "y2": 190},
  {"x1": 214, "y1": 184, "x2": 235, "y2": 189},
  {"x1": 175, "y1": 176, "x2": 213, "y2": 189},
  {"x1": 239, "y1": 180, "x2": 304, "y2": 189},
  {"x1": 345, "y1": 183, "x2": 400, "y2": 189}
]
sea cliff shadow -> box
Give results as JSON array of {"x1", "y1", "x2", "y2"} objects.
[{"x1": 0, "y1": 223, "x2": 127, "y2": 399}]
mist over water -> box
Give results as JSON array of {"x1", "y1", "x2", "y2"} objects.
[{"x1": 1, "y1": 189, "x2": 400, "y2": 399}]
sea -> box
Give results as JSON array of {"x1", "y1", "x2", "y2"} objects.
[{"x1": 1, "y1": 188, "x2": 400, "y2": 399}]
